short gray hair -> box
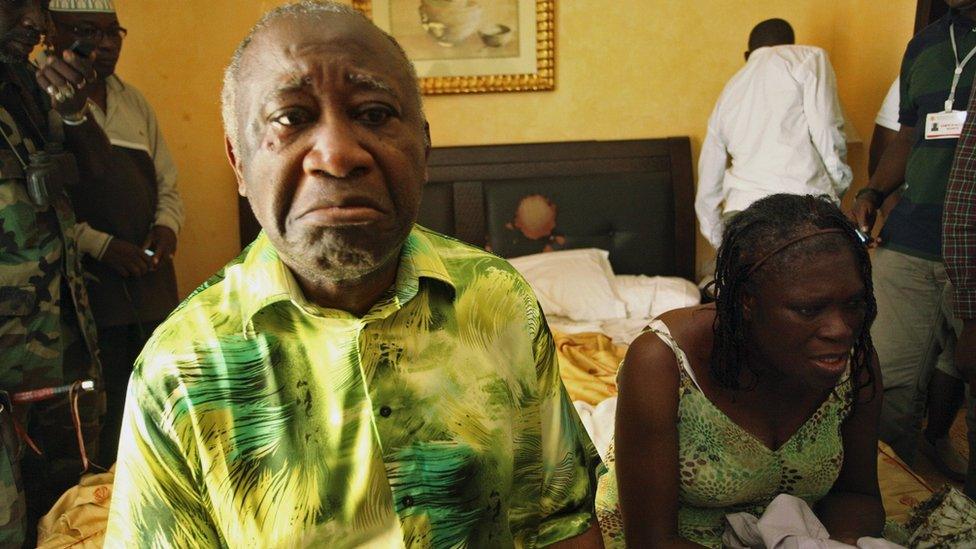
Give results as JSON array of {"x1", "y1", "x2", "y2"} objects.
[{"x1": 220, "y1": 0, "x2": 425, "y2": 154}]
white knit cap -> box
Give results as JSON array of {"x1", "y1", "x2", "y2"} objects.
[{"x1": 48, "y1": 0, "x2": 116, "y2": 13}]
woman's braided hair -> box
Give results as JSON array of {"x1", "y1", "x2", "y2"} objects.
[{"x1": 706, "y1": 194, "x2": 877, "y2": 405}]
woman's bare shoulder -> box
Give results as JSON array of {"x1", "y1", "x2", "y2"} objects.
[
  {"x1": 657, "y1": 304, "x2": 716, "y2": 354},
  {"x1": 619, "y1": 305, "x2": 715, "y2": 396}
]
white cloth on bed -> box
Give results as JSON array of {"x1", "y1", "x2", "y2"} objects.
[
  {"x1": 723, "y1": 494, "x2": 904, "y2": 549},
  {"x1": 614, "y1": 275, "x2": 700, "y2": 319},
  {"x1": 573, "y1": 397, "x2": 617, "y2": 461},
  {"x1": 696, "y1": 45, "x2": 852, "y2": 249},
  {"x1": 545, "y1": 274, "x2": 701, "y2": 345}
]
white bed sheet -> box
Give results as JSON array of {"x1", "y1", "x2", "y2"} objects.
[{"x1": 574, "y1": 397, "x2": 617, "y2": 461}]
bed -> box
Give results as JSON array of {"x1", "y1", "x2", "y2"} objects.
[
  {"x1": 412, "y1": 138, "x2": 935, "y2": 526},
  {"x1": 38, "y1": 139, "x2": 936, "y2": 547}
]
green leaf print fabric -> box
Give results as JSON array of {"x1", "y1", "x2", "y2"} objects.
[{"x1": 103, "y1": 227, "x2": 601, "y2": 548}]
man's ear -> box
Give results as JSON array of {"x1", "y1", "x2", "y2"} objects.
[{"x1": 225, "y1": 135, "x2": 247, "y2": 197}]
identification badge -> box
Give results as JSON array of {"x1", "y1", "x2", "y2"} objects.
[{"x1": 925, "y1": 110, "x2": 968, "y2": 140}]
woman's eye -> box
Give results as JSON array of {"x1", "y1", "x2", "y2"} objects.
[
  {"x1": 271, "y1": 110, "x2": 312, "y2": 127},
  {"x1": 794, "y1": 306, "x2": 820, "y2": 319},
  {"x1": 356, "y1": 105, "x2": 396, "y2": 126}
]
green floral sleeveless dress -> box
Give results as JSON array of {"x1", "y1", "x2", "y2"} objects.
[{"x1": 595, "y1": 320, "x2": 854, "y2": 548}]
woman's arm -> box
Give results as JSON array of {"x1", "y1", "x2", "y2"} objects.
[
  {"x1": 815, "y1": 350, "x2": 885, "y2": 542},
  {"x1": 614, "y1": 330, "x2": 707, "y2": 549}
]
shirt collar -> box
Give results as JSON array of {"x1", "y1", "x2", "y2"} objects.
[
  {"x1": 239, "y1": 226, "x2": 456, "y2": 328},
  {"x1": 83, "y1": 74, "x2": 124, "y2": 121},
  {"x1": 104, "y1": 74, "x2": 125, "y2": 92}
]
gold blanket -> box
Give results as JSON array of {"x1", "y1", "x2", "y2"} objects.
[
  {"x1": 37, "y1": 466, "x2": 115, "y2": 549},
  {"x1": 553, "y1": 330, "x2": 625, "y2": 406}
]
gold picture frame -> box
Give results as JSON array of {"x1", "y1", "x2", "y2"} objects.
[{"x1": 351, "y1": 0, "x2": 554, "y2": 95}]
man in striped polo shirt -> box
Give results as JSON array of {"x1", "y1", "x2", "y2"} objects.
[{"x1": 852, "y1": 1, "x2": 976, "y2": 478}]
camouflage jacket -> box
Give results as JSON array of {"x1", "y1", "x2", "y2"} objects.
[{"x1": 0, "y1": 64, "x2": 100, "y2": 392}]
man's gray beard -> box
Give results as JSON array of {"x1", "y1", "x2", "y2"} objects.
[{"x1": 281, "y1": 225, "x2": 409, "y2": 286}]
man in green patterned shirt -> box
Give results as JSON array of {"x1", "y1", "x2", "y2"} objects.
[{"x1": 103, "y1": 2, "x2": 603, "y2": 547}]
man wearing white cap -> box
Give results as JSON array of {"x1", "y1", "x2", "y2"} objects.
[{"x1": 46, "y1": 0, "x2": 184, "y2": 463}]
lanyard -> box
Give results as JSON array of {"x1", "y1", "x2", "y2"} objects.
[{"x1": 947, "y1": 23, "x2": 976, "y2": 111}]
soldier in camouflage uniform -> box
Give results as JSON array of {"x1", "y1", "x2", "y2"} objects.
[{"x1": 0, "y1": 1, "x2": 110, "y2": 546}]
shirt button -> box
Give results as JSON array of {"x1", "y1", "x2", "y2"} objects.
[
  {"x1": 379, "y1": 405, "x2": 393, "y2": 417},
  {"x1": 402, "y1": 495, "x2": 415, "y2": 507}
]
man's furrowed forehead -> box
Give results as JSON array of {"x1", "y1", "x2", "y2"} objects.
[
  {"x1": 267, "y1": 66, "x2": 400, "y2": 104},
  {"x1": 244, "y1": 13, "x2": 413, "y2": 93}
]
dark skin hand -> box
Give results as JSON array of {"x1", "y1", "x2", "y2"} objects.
[
  {"x1": 102, "y1": 226, "x2": 176, "y2": 277},
  {"x1": 849, "y1": 124, "x2": 914, "y2": 242},
  {"x1": 101, "y1": 238, "x2": 151, "y2": 277},
  {"x1": 143, "y1": 225, "x2": 177, "y2": 269},
  {"x1": 35, "y1": 49, "x2": 113, "y2": 176},
  {"x1": 36, "y1": 49, "x2": 92, "y2": 116},
  {"x1": 615, "y1": 306, "x2": 884, "y2": 547}
]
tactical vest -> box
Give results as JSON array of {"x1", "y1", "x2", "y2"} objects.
[{"x1": 0, "y1": 65, "x2": 100, "y2": 391}]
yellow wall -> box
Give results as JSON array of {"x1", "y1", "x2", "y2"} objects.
[
  {"x1": 831, "y1": 0, "x2": 917, "y2": 211},
  {"x1": 111, "y1": 0, "x2": 919, "y2": 294}
]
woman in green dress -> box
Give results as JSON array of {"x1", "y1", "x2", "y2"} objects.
[{"x1": 596, "y1": 194, "x2": 885, "y2": 547}]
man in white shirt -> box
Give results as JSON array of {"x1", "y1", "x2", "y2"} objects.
[
  {"x1": 696, "y1": 18, "x2": 852, "y2": 249},
  {"x1": 870, "y1": 78, "x2": 900, "y2": 178},
  {"x1": 47, "y1": 0, "x2": 184, "y2": 462},
  {"x1": 876, "y1": 79, "x2": 901, "y2": 133}
]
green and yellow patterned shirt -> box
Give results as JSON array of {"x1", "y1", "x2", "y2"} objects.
[{"x1": 105, "y1": 226, "x2": 601, "y2": 548}]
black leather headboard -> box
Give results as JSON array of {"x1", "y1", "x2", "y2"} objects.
[
  {"x1": 238, "y1": 138, "x2": 695, "y2": 280},
  {"x1": 419, "y1": 138, "x2": 695, "y2": 279}
]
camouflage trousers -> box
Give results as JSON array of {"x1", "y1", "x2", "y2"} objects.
[{"x1": 0, "y1": 328, "x2": 102, "y2": 549}]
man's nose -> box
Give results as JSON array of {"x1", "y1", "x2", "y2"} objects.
[{"x1": 303, "y1": 118, "x2": 372, "y2": 179}]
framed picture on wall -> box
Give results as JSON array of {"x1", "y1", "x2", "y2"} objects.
[{"x1": 351, "y1": 0, "x2": 554, "y2": 94}]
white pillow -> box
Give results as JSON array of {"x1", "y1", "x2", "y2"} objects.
[
  {"x1": 614, "y1": 275, "x2": 701, "y2": 319},
  {"x1": 508, "y1": 248, "x2": 627, "y2": 321}
]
